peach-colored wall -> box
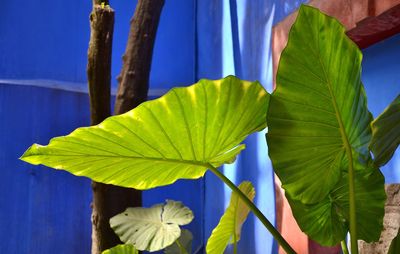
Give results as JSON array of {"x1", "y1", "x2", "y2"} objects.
[
  {"x1": 272, "y1": 1, "x2": 400, "y2": 253},
  {"x1": 272, "y1": 0, "x2": 400, "y2": 88}
]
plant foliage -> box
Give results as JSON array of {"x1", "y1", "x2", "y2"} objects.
[
  {"x1": 102, "y1": 244, "x2": 138, "y2": 254},
  {"x1": 20, "y1": 76, "x2": 269, "y2": 190},
  {"x1": 110, "y1": 200, "x2": 193, "y2": 252},
  {"x1": 388, "y1": 229, "x2": 400, "y2": 254},
  {"x1": 206, "y1": 181, "x2": 255, "y2": 254},
  {"x1": 267, "y1": 5, "x2": 385, "y2": 246},
  {"x1": 370, "y1": 95, "x2": 400, "y2": 167},
  {"x1": 164, "y1": 229, "x2": 193, "y2": 254}
]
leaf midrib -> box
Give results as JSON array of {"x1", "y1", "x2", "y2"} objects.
[
  {"x1": 316, "y1": 30, "x2": 357, "y2": 243},
  {"x1": 311, "y1": 25, "x2": 353, "y2": 166},
  {"x1": 302, "y1": 11, "x2": 354, "y2": 155},
  {"x1": 25, "y1": 152, "x2": 211, "y2": 168}
]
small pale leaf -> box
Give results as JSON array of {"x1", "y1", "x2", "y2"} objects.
[{"x1": 110, "y1": 200, "x2": 194, "y2": 252}]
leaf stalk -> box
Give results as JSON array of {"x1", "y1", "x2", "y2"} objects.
[
  {"x1": 175, "y1": 239, "x2": 188, "y2": 254},
  {"x1": 208, "y1": 164, "x2": 296, "y2": 254},
  {"x1": 347, "y1": 151, "x2": 358, "y2": 254}
]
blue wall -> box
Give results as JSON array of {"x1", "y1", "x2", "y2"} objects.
[
  {"x1": 362, "y1": 34, "x2": 400, "y2": 183},
  {"x1": 4, "y1": 0, "x2": 381, "y2": 254},
  {"x1": 197, "y1": 1, "x2": 306, "y2": 253},
  {"x1": 0, "y1": 84, "x2": 92, "y2": 253},
  {"x1": 0, "y1": 0, "x2": 201, "y2": 253},
  {"x1": 0, "y1": 0, "x2": 195, "y2": 89}
]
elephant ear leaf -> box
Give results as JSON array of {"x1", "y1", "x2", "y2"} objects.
[
  {"x1": 388, "y1": 229, "x2": 400, "y2": 254},
  {"x1": 267, "y1": 4, "x2": 373, "y2": 204},
  {"x1": 20, "y1": 76, "x2": 269, "y2": 190},
  {"x1": 110, "y1": 200, "x2": 193, "y2": 252},
  {"x1": 206, "y1": 181, "x2": 255, "y2": 254},
  {"x1": 102, "y1": 244, "x2": 138, "y2": 254},
  {"x1": 370, "y1": 95, "x2": 400, "y2": 167},
  {"x1": 287, "y1": 168, "x2": 385, "y2": 246}
]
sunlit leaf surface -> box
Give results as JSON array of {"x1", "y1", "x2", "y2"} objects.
[
  {"x1": 206, "y1": 181, "x2": 255, "y2": 254},
  {"x1": 21, "y1": 76, "x2": 269, "y2": 189},
  {"x1": 102, "y1": 244, "x2": 138, "y2": 254}
]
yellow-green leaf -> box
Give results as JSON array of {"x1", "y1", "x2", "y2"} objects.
[
  {"x1": 20, "y1": 76, "x2": 269, "y2": 189},
  {"x1": 102, "y1": 244, "x2": 138, "y2": 254},
  {"x1": 206, "y1": 181, "x2": 255, "y2": 254}
]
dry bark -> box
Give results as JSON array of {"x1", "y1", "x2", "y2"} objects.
[
  {"x1": 86, "y1": 3, "x2": 117, "y2": 254},
  {"x1": 87, "y1": 1, "x2": 164, "y2": 253},
  {"x1": 114, "y1": 0, "x2": 165, "y2": 113}
]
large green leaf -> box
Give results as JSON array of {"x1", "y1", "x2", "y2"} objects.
[
  {"x1": 287, "y1": 167, "x2": 385, "y2": 246},
  {"x1": 267, "y1": 5, "x2": 373, "y2": 204},
  {"x1": 370, "y1": 95, "x2": 400, "y2": 167},
  {"x1": 206, "y1": 181, "x2": 255, "y2": 254},
  {"x1": 110, "y1": 200, "x2": 193, "y2": 252},
  {"x1": 164, "y1": 229, "x2": 192, "y2": 254},
  {"x1": 20, "y1": 76, "x2": 269, "y2": 189},
  {"x1": 102, "y1": 244, "x2": 138, "y2": 254}
]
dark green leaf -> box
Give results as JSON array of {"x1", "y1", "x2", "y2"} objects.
[
  {"x1": 20, "y1": 76, "x2": 269, "y2": 189},
  {"x1": 267, "y1": 5, "x2": 373, "y2": 204},
  {"x1": 388, "y1": 229, "x2": 400, "y2": 254},
  {"x1": 370, "y1": 95, "x2": 400, "y2": 166},
  {"x1": 288, "y1": 168, "x2": 385, "y2": 246}
]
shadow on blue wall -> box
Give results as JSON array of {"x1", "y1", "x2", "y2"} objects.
[{"x1": 197, "y1": 1, "x2": 306, "y2": 253}]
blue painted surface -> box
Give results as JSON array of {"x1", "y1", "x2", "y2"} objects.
[
  {"x1": 362, "y1": 34, "x2": 400, "y2": 183},
  {"x1": 0, "y1": 84, "x2": 92, "y2": 254},
  {"x1": 0, "y1": 0, "x2": 200, "y2": 253},
  {"x1": 0, "y1": 0, "x2": 195, "y2": 89},
  {"x1": 0, "y1": 0, "x2": 346, "y2": 253},
  {"x1": 197, "y1": 1, "x2": 306, "y2": 253}
]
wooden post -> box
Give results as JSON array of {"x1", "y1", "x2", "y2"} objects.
[
  {"x1": 87, "y1": 0, "x2": 165, "y2": 253},
  {"x1": 114, "y1": 0, "x2": 165, "y2": 113},
  {"x1": 86, "y1": 1, "x2": 116, "y2": 253}
]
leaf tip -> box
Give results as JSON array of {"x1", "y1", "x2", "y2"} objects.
[{"x1": 19, "y1": 144, "x2": 41, "y2": 164}]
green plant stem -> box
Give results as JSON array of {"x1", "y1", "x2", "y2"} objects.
[
  {"x1": 346, "y1": 150, "x2": 358, "y2": 254},
  {"x1": 208, "y1": 164, "x2": 296, "y2": 254},
  {"x1": 175, "y1": 239, "x2": 188, "y2": 254},
  {"x1": 341, "y1": 240, "x2": 349, "y2": 254},
  {"x1": 324, "y1": 69, "x2": 358, "y2": 253}
]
